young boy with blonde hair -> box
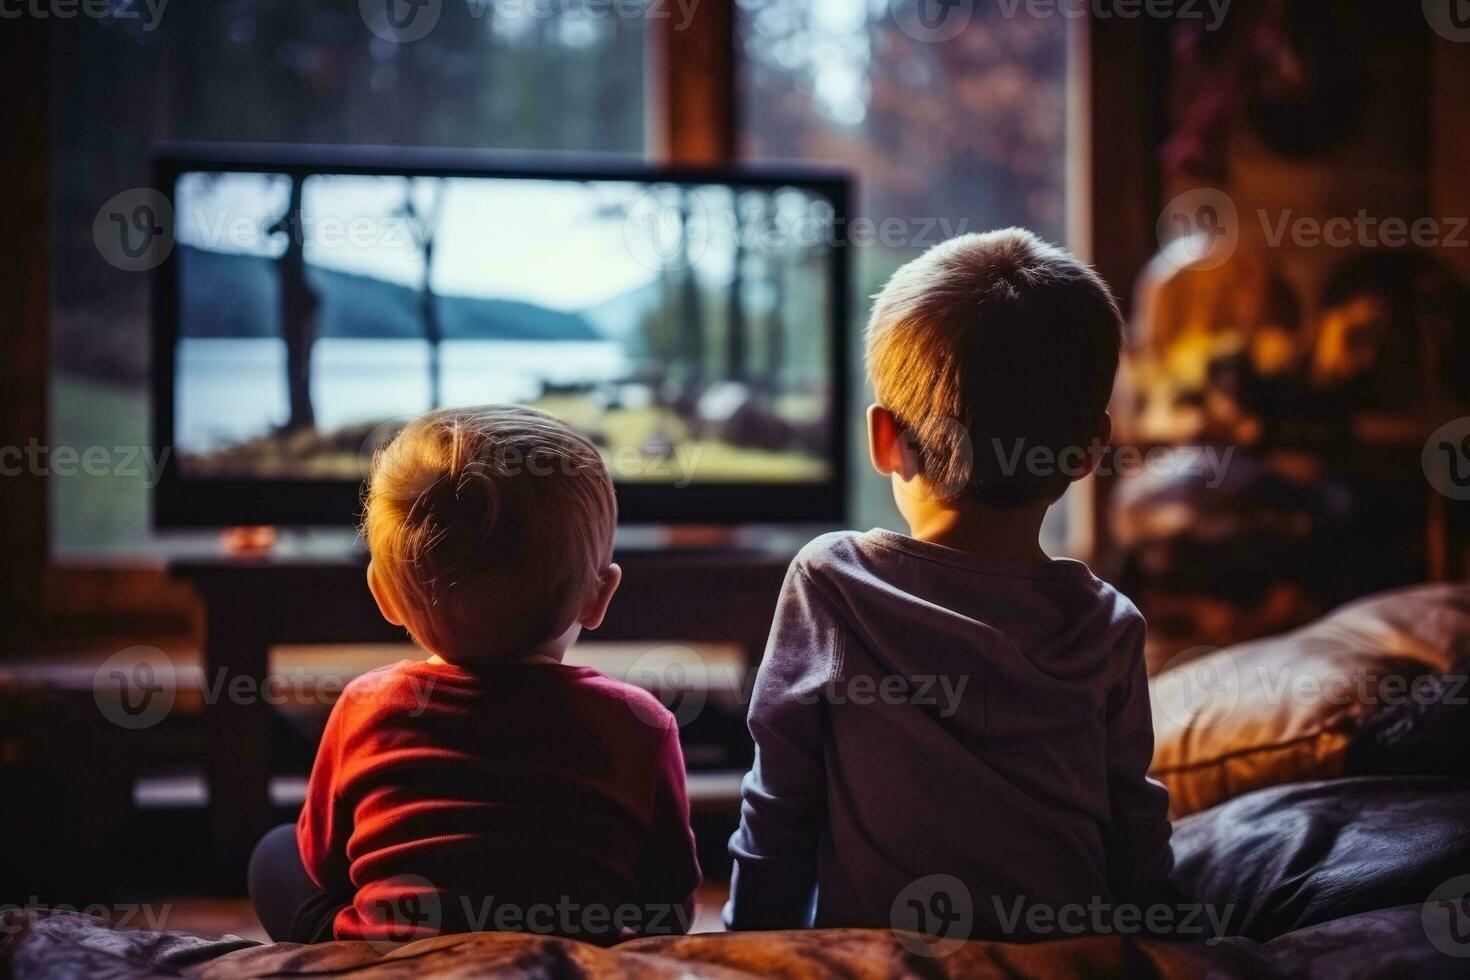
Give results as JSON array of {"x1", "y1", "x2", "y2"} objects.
[
  {"x1": 249, "y1": 406, "x2": 700, "y2": 945},
  {"x1": 726, "y1": 229, "x2": 1174, "y2": 939}
]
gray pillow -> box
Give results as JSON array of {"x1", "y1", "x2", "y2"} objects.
[{"x1": 1171, "y1": 775, "x2": 1470, "y2": 941}]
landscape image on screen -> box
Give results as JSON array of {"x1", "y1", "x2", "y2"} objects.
[{"x1": 172, "y1": 171, "x2": 835, "y2": 485}]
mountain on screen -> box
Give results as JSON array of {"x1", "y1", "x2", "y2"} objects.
[{"x1": 177, "y1": 245, "x2": 599, "y2": 342}]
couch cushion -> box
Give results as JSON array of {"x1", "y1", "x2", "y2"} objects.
[
  {"x1": 1149, "y1": 583, "x2": 1470, "y2": 816},
  {"x1": 1172, "y1": 775, "x2": 1470, "y2": 941},
  {"x1": 1265, "y1": 904, "x2": 1470, "y2": 980},
  {"x1": 0, "y1": 907, "x2": 256, "y2": 977}
]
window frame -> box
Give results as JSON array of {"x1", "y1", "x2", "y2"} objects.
[{"x1": 1, "y1": 16, "x2": 50, "y2": 641}]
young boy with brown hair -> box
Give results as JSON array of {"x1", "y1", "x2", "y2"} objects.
[
  {"x1": 249, "y1": 406, "x2": 700, "y2": 945},
  {"x1": 726, "y1": 229, "x2": 1174, "y2": 939}
]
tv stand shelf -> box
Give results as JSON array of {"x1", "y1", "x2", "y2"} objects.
[{"x1": 170, "y1": 542, "x2": 794, "y2": 888}]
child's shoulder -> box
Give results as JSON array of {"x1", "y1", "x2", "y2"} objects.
[
  {"x1": 572, "y1": 668, "x2": 680, "y2": 738},
  {"x1": 1089, "y1": 575, "x2": 1145, "y2": 629},
  {"x1": 790, "y1": 529, "x2": 867, "y2": 580},
  {"x1": 334, "y1": 660, "x2": 437, "y2": 714}
]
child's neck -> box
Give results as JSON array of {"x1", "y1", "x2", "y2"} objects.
[
  {"x1": 425, "y1": 623, "x2": 579, "y2": 668},
  {"x1": 904, "y1": 496, "x2": 1052, "y2": 565},
  {"x1": 427, "y1": 651, "x2": 564, "y2": 667}
]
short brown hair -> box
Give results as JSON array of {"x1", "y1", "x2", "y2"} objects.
[
  {"x1": 363, "y1": 406, "x2": 616, "y2": 659},
  {"x1": 865, "y1": 228, "x2": 1122, "y2": 506}
]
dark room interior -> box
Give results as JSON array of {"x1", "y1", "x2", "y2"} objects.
[{"x1": 3, "y1": 1, "x2": 1470, "y2": 976}]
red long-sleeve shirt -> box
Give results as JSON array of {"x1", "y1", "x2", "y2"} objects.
[{"x1": 297, "y1": 658, "x2": 701, "y2": 945}]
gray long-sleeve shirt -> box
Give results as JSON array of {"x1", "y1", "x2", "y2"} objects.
[{"x1": 725, "y1": 529, "x2": 1173, "y2": 939}]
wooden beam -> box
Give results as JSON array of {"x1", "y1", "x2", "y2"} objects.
[
  {"x1": 1087, "y1": 16, "x2": 1168, "y2": 319},
  {"x1": 1085, "y1": 17, "x2": 1169, "y2": 557},
  {"x1": 1431, "y1": 30, "x2": 1470, "y2": 285},
  {"x1": 1429, "y1": 31, "x2": 1470, "y2": 580},
  {"x1": 0, "y1": 18, "x2": 49, "y2": 646},
  {"x1": 652, "y1": 0, "x2": 736, "y2": 164}
]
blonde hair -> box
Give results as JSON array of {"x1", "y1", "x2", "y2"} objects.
[
  {"x1": 363, "y1": 406, "x2": 616, "y2": 659},
  {"x1": 865, "y1": 228, "x2": 1122, "y2": 506}
]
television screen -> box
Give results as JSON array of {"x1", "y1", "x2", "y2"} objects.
[{"x1": 153, "y1": 146, "x2": 849, "y2": 526}]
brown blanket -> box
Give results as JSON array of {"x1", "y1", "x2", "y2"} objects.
[
  {"x1": 2, "y1": 908, "x2": 1269, "y2": 979},
  {"x1": 9, "y1": 901, "x2": 1470, "y2": 978}
]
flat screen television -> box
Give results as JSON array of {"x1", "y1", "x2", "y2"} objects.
[{"x1": 151, "y1": 144, "x2": 850, "y2": 527}]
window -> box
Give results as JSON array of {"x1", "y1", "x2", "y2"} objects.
[
  {"x1": 738, "y1": 0, "x2": 1077, "y2": 548},
  {"x1": 51, "y1": 0, "x2": 648, "y2": 556},
  {"x1": 50, "y1": 0, "x2": 1077, "y2": 556}
]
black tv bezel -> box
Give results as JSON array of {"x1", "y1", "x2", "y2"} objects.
[{"x1": 151, "y1": 142, "x2": 851, "y2": 529}]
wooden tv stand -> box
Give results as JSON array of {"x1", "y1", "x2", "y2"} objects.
[{"x1": 171, "y1": 535, "x2": 798, "y2": 888}]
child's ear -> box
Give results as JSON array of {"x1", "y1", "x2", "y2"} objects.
[
  {"x1": 366, "y1": 560, "x2": 406, "y2": 628},
  {"x1": 867, "y1": 404, "x2": 921, "y2": 481},
  {"x1": 1068, "y1": 411, "x2": 1113, "y2": 484},
  {"x1": 579, "y1": 563, "x2": 622, "y2": 631}
]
